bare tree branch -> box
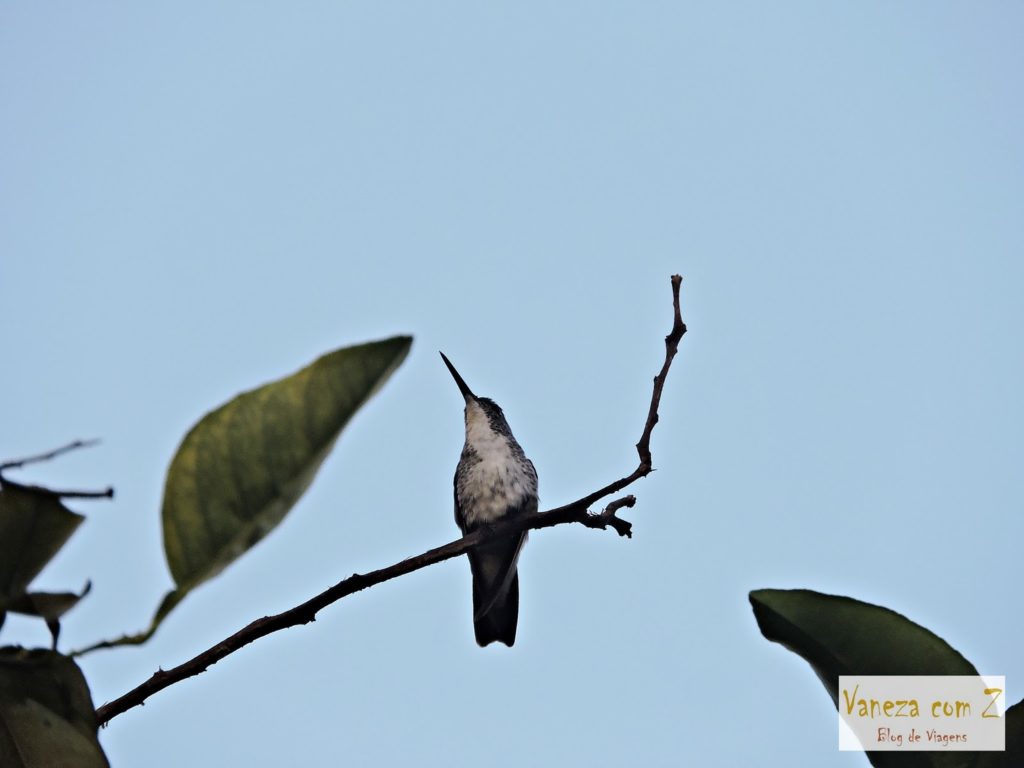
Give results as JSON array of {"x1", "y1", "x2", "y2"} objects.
[
  {"x1": 0, "y1": 440, "x2": 114, "y2": 499},
  {"x1": 0, "y1": 439, "x2": 100, "y2": 472},
  {"x1": 94, "y1": 274, "x2": 686, "y2": 727},
  {"x1": 0, "y1": 477, "x2": 115, "y2": 500},
  {"x1": 541, "y1": 273, "x2": 686, "y2": 518}
]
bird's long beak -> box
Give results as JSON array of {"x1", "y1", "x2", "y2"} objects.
[{"x1": 440, "y1": 352, "x2": 476, "y2": 402}]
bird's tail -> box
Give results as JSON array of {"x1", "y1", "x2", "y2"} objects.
[{"x1": 473, "y1": 570, "x2": 519, "y2": 647}]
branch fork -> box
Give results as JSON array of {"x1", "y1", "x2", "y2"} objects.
[{"x1": 585, "y1": 495, "x2": 636, "y2": 537}]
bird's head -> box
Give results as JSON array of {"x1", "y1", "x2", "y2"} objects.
[{"x1": 440, "y1": 352, "x2": 514, "y2": 441}]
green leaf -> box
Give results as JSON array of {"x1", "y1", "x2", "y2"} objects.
[
  {"x1": 750, "y1": 589, "x2": 984, "y2": 768},
  {"x1": 0, "y1": 647, "x2": 108, "y2": 767},
  {"x1": 0, "y1": 485, "x2": 84, "y2": 603},
  {"x1": 71, "y1": 336, "x2": 411, "y2": 656},
  {"x1": 159, "y1": 336, "x2": 411, "y2": 606}
]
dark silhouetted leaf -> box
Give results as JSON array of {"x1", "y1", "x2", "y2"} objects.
[
  {"x1": 0, "y1": 485, "x2": 84, "y2": 601},
  {"x1": 3, "y1": 583, "x2": 92, "y2": 624},
  {"x1": 976, "y1": 699, "x2": 1023, "y2": 768},
  {"x1": 3, "y1": 583, "x2": 92, "y2": 648},
  {"x1": 750, "y1": 589, "x2": 989, "y2": 768},
  {"x1": 0, "y1": 647, "x2": 108, "y2": 767}
]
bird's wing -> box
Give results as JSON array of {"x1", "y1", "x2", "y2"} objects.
[{"x1": 454, "y1": 467, "x2": 469, "y2": 534}]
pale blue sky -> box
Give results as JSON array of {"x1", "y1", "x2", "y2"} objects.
[{"x1": 2, "y1": 3, "x2": 1021, "y2": 766}]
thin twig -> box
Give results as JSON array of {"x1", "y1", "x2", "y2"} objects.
[
  {"x1": 94, "y1": 275, "x2": 686, "y2": 727},
  {"x1": 0, "y1": 439, "x2": 100, "y2": 473},
  {"x1": 0, "y1": 440, "x2": 114, "y2": 499},
  {"x1": 0, "y1": 477, "x2": 115, "y2": 500},
  {"x1": 541, "y1": 273, "x2": 686, "y2": 518},
  {"x1": 638, "y1": 274, "x2": 685, "y2": 467},
  {"x1": 50, "y1": 487, "x2": 114, "y2": 500}
]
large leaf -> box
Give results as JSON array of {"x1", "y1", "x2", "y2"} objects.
[
  {"x1": 156, "y1": 336, "x2": 411, "y2": 619},
  {"x1": 0, "y1": 647, "x2": 108, "y2": 767},
  {"x1": 750, "y1": 589, "x2": 1017, "y2": 768},
  {"x1": 0, "y1": 485, "x2": 84, "y2": 604}
]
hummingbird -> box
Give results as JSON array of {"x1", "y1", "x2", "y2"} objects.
[{"x1": 441, "y1": 352, "x2": 538, "y2": 647}]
